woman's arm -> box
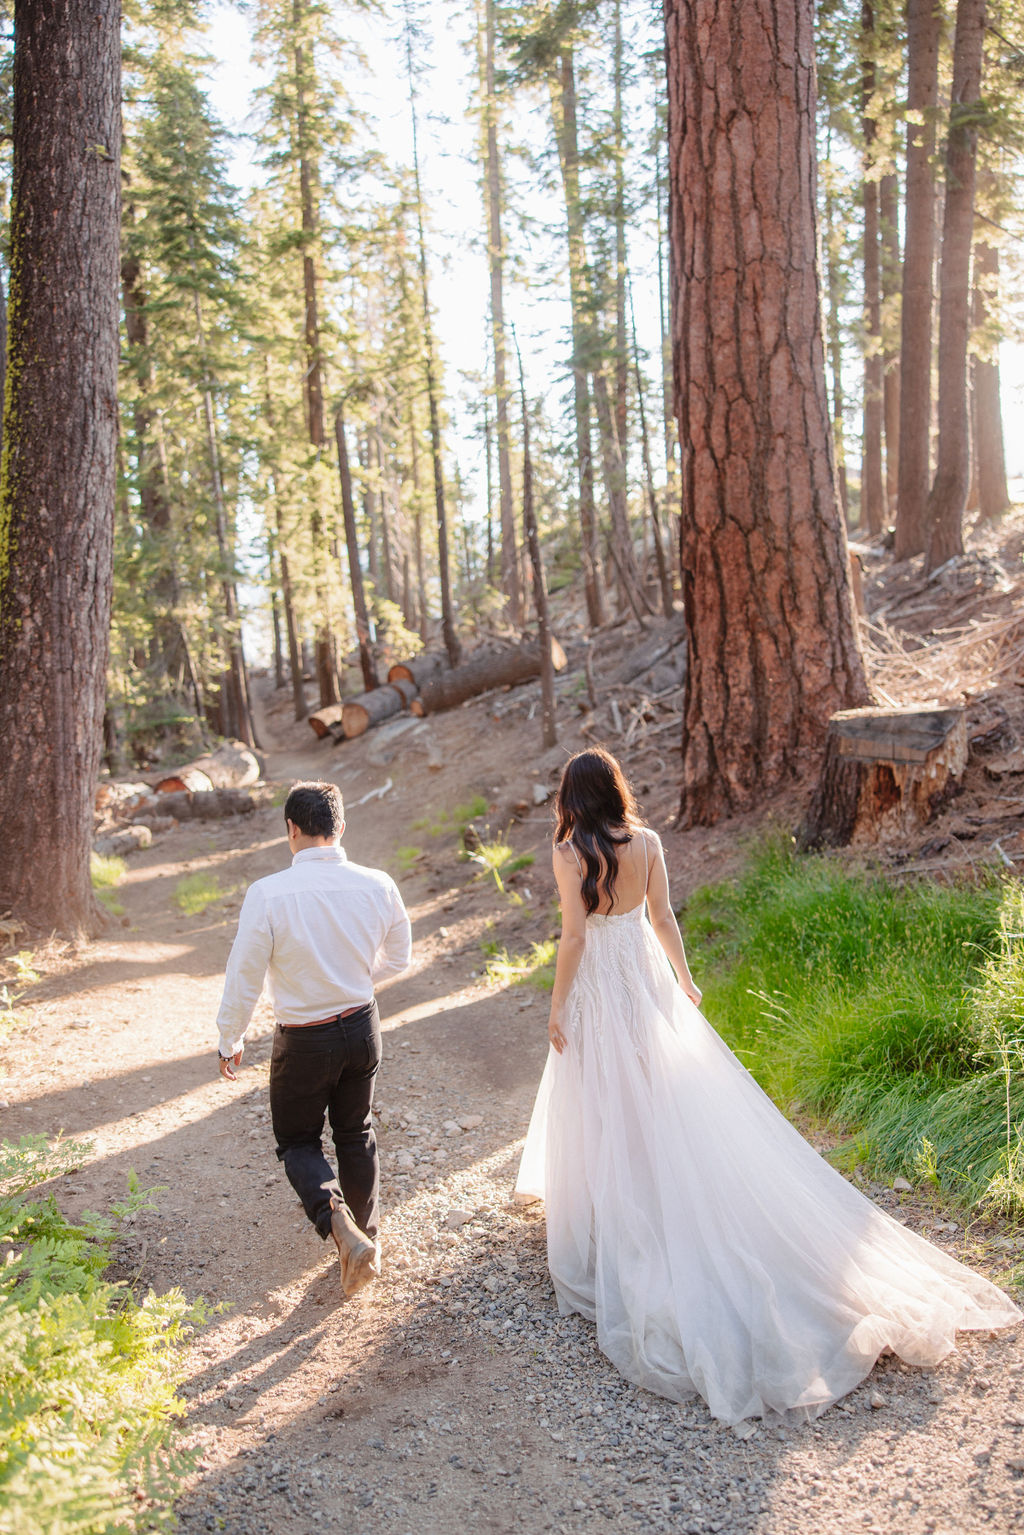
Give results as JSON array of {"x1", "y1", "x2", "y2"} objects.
[
  {"x1": 645, "y1": 833, "x2": 702, "y2": 1006},
  {"x1": 547, "y1": 844, "x2": 589, "y2": 1053}
]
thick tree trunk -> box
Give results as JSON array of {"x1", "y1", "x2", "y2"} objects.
[
  {"x1": 336, "y1": 406, "x2": 379, "y2": 693},
  {"x1": 861, "y1": 3, "x2": 886, "y2": 535},
  {"x1": 552, "y1": 49, "x2": 606, "y2": 629},
  {"x1": 925, "y1": 0, "x2": 987, "y2": 572},
  {"x1": 972, "y1": 239, "x2": 1010, "y2": 521},
  {"x1": 482, "y1": 0, "x2": 522, "y2": 626},
  {"x1": 0, "y1": 0, "x2": 121, "y2": 933},
  {"x1": 412, "y1": 637, "x2": 567, "y2": 716},
  {"x1": 894, "y1": 0, "x2": 941, "y2": 559},
  {"x1": 665, "y1": 0, "x2": 869, "y2": 825}
]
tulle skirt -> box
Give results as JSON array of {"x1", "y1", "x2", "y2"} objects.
[{"x1": 515, "y1": 909, "x2": 1020, "y2": 1426}]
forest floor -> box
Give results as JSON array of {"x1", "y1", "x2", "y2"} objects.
[{"x1": 7, "y1": 521, "x2": 1024, "y2": 1534}]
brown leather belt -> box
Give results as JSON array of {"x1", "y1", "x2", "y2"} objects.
[{"x1": 282, "y1": 1004, "x2": 365, "y2": 1029}]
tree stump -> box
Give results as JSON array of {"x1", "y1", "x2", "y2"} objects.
[{"x1": 798, "y1": 705, "x2": 967, "y2": 850}]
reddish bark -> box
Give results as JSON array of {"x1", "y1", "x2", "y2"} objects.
[
  {"x1": 925, "y1": 0, "x2": 987, "y2": 571},
  {"x1": 664, "y1": 0, "x2": 868, "y2": 825},
  {"x1": 893, "y1": 0, "x2": 940, "y2": 559},
  {"x1": 0, "y1": 0, "x2": 121, "y2": 932}
]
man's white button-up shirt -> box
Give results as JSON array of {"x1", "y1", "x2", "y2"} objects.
[{"x1": 216, "y1": 844, "x2": 412, "y2": 1057}]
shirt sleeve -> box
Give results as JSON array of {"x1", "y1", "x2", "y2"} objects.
[
  {"x1": 371, "y1": 880, "x2": 412, "y2": 983},
  {"x1": 215, "y1": 884, "x2": 273, "y2": 1056}
]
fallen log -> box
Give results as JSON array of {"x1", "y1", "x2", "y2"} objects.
[
  {"x1": 93, "y1": 825, "x2": 153, "y2": 858},
  {"x1": 154, "y1": 741, "x2": 260, "y2": 794},
  {"x1": 411, "y1": 637, "x2": 567, "y2": 716},
  {"x1": 387, "y1": 652, "x2": 450, "y2": 688},
  {"x1": 798, "y1": 705, "x2": 967, "y2": 851},
  {"x1": 342, "y1": 679, "x2": 419, "y2": 739},
  {"x1": 308, "y1": 704, "x2": 345, "y2": 740},
  {"x1": 149, "y1": 787, "x2": 261, "y2": 821}
]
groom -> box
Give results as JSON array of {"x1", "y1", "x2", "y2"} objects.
[{"x1": 215, "y1": 779, "x2": 411, "y2": 1296}]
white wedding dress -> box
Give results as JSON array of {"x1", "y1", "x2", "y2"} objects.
[{"x1": 515, "y1": 834, "x2": 1020, "y2": 1426}]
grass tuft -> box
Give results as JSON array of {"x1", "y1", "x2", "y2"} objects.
[
  {"x1": 684, "y1": 836, "x2": 1024, "y2": 1215},
  {"x1": 482, "y1": 938, "x2": 556, "y2": 990},
  {"x1": 173, "y1": 872, "x2": 237, "y2": 916},
  {"x1": 91, "y1": 854, "x2": 126, "y2": 917}
]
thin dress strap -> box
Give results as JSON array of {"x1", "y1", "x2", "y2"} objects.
[
  {"x1": 642, "y1": 829, "x2": 650, "y2": 893},
  {"x1": 565, "y1": 839, "x2": 583, "y2": 875}
]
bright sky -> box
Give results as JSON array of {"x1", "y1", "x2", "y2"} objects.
[{"x1": 204, "y1": 0, "x2": 1024, "y2": 516}]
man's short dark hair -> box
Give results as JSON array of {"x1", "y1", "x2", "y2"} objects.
[{"x1": 284, "y1": 781, "x2": 345, "y2": 839}]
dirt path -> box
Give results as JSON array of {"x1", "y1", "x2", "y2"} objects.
[{"x1": 4, "y1": 672, "x2": 1024, "y2": 1535}]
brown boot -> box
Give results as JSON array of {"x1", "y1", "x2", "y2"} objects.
[{"x1": 330, "y1": 1202, "x2": 377, "y2": 1298}]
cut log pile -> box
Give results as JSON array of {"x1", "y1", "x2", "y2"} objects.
[
  {"x1": 306, "y1": 638, "x2": 568, "y2": 743},
  {"x1": 93, "y1": 738, "x2": 267, "y2": 855}
]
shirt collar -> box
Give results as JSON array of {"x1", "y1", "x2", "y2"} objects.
[{"x1": 291, "y1": 845, "x2": 348, "y2": 866}]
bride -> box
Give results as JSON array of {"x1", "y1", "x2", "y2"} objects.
[{"x1": 515, "y1": 747, "x2": 1020, "y2": 1426}]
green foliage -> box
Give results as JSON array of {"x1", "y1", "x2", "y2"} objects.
[
  {"x1": 173, "y1": 872, "x2": 236, "y2": 915},
  {"x1": 684, "y1": 838, "x2": 1024, "y2": 1214},
  {"x1": 467, "y1": 838, "x2": 515, "y2": 894},
  {"x1": 482, "y1": 938, "x2": 556, "y2": 990},
  {"x1": 0, "y1": 1139, "x2": 203, "y2": 1535},
  {"x1": 395, "y1": 844, "x2": 424, "y2": 873}
]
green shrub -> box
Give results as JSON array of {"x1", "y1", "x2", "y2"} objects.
[{"x1": 0, "y1": 1137, "x2": 203, "y2": 1534}]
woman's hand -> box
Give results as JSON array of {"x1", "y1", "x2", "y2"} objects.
[
  {"x1": 682, "y1": 978, "x2": 702, "y2": 1008},
  {"x1": 548, "y1": 1010, "x2": 567, "y2": 1054}
]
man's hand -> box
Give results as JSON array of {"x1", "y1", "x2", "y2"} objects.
[{"x1": 218, "y1": 1048, "x2": 243, "y2": 1082}]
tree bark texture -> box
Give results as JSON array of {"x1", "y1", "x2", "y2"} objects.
[
  {"x1": 860, "y1": 2, "x2": 886, "y2": 535},
  {"x1": 517, "y1": 339, "x2": 557, "y2": 748},
  {"x1": 336, "y1": 407, "x2": 379, "y2": 693},
  {"x1": 925, "y1": 0, "x2": 986, "y2": 572},
  {"x1": 0, "y1": 0, "x2": 121, "y2": 932},
  {"x1": 482, "y1": 0, "x2": 522, "y2": 626},
  {"x1": 552, "y1": 49, "x2": 606, "y2": 630},
  {"x1": 411, "y1": 637, "x2": 567, "y2": 716},
  {"x1": 971, "y1": 239, "x2": 1010, "y2": 521},
  {"x1": 879, "y1": 170, "x2": 901, "y2": 507},
  {"x1": 894, "y1": 0, "x2": 940, "y2": 558},
  {"x1": 665, "y1": 0, "x2": 868, "y2": 825},
  {"x1": 798, "y1": 705, "x2": 967, "y2": 850}
]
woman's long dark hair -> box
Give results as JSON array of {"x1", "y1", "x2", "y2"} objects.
[{"x1": 555, "y1": 748, "x2": 645, "y2": 914}]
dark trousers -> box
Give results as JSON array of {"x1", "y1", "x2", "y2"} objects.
[{"x1": 269, "y1": 1000, "x2": 381, "y2": 1241}]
